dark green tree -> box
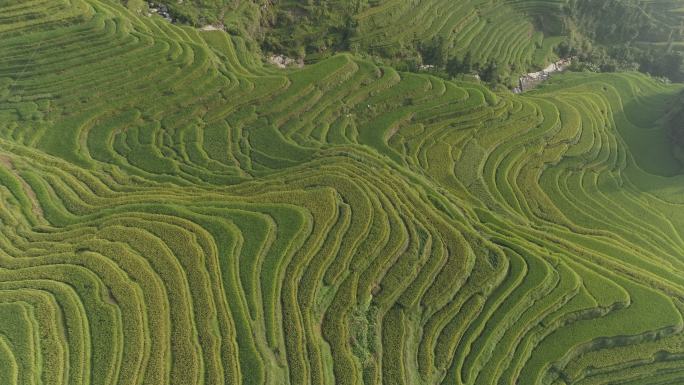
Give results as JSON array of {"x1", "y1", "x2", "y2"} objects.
[
  {"x1": 446, "y1": 57, "x2": 462, "y2": 77},
  {"x1": 462, "y1": 52, "x2": 473, "y2": 73}
]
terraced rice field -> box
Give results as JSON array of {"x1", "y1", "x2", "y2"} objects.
[
  {"x1": 1, "y1": 1, "x2": 684, "y2": 385},
  {"x1": 353, "y1": 0, "x2": 565, "y2": 70}
]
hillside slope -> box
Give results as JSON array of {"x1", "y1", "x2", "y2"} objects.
[
  {"x1": 144, "y1": 0, "x2": 684, "y2": 83},
  {"x1": 1, "y1": 1, "x2": 684, "y2": 385}
]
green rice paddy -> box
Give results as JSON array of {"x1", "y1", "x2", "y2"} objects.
[{"x1": 0, "y1": 0, "x2": 684, "y2": 384}]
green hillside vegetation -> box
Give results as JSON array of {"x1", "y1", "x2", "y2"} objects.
[
  {"x1": 668, "y1": 90, "x2": 684, "y2": 163},
  {"x1": 1, "y1": 0, "x2": 684, "y2": 385},
  {"x1": 142, "y1": 0, "x2": 684, "y2": 85}
]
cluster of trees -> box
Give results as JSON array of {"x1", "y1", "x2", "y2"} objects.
[
  {"x1": 445, "y1": 53, "x2": 474, "y2": 77},
  {"x1": 565, "y1": 0, "x2": 673, "y2": 44},
  {"x1": 261, "y1": 3, "x2": 364, "y2": 60},
  {"x1": 558, "y1": 0, "x2": 684, "y2": 82},
  {"x1": 417, "y1": 37, "x2": 508, "y2": 84},
  {"x1": 638, "y1": 50, "x2": 684, "y2": 82},
  {"x1": 139, "y1": 0, "x2": 366, "y2": 61},
  {"x1": 556, "y1": 40, "x2": 683, "y2": 82},
  {"x1": 668, "y1": 98, "x2": 684, "y2": 167},
  {"x1": 129, "y1": 0, "x2": 224, "y2": 25}
]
